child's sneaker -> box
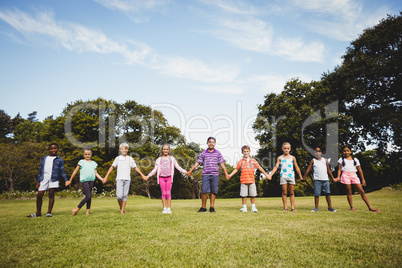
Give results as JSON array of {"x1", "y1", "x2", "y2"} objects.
[
  {"x1": 311, "y1": 208, "x2": 319, "y2": 212},
  {"x1": 162, "y1": 207, "x2": 167, "y2": 214},
  {"x1": 197, "y1": 207, "x2": 207, "y2": 212},
  {"x1": 45, "y1": 213, "x2": 53, "y2": 217},
  {"x1": 27, "y1": 213, "x2": 38, "y2": 218},
  {"x1": 240, "y1": 207, "x2": 247, "y2": 212},
  {"x1": 209, "y1": 207, "x2": 216, "y2": 213},
  {"x1": 328, "y1": 207, "x2": 337, "y2": 212},
  {"x1": 166, "y1": 208, "x2": 172, "y2": 214},
  {"x1": 251, "y1": 207, "x2": 258, "y2": 212}
]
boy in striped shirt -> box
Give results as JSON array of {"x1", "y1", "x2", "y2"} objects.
[
  {"x1": 227, "y1": 145, "x2": 270, "y2": 212},
  {"x1": 188, "y1": 137, "x2": 228, "y2": 213}
]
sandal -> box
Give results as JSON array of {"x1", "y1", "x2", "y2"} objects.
[
  {"x1": 283, "y1": 208, "x2": 288, "y2": 212},
  {"x1": 291, "y1": 209, "x2": 297, "y2": 212},
  {"x1": 370, "y1": 209, "x2": 380, "y2": 212},
  {"x1": 27, "y1": 213, "x2": 39, "y2": 218},
  {"x1": 350, "y1": 208, "x2": 355, "y2": 211}
]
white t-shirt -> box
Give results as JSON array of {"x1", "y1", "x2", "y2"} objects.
[
  {"x1": 112, "y1": 155, "x2": 137, "y2": 180},
  {"x1": 43, "y1": 156, "x2": 56, "y2": 181},
  {"x1": 313, "y1": 158, "x2": 329, "y2": 181},
  {"x1": 338, "y1": 158, "x2": 360, "y2": 172}
]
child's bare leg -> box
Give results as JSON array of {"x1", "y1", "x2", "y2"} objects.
[
  {"x1": 250, "y1": 197, "x2": 256, "y2": 204},
  {"x1": 289, "y1": 184, "x2": 295, "y2": 210},
  {"x1": 47, "y1": 188, "x2": 55, "y2": 214},
  {"x1": 210, "y1": 193, "x2": 216, "y2": 208},
  {"x1": 167, "y1": 199, "x2": 171, "y2": 209},
  {"x1": 86, "y1": 209, "x2": 90, "y2": 215},
  {"x1": 314, "y1": 196, "x2": 319, "y2": 209},
  {"x1": 201, "y1": 193, "x2": 208, "y2": 208},
  {"x1": 325, "y1": 194, "x2": 332, "y2": 208},
  {"x1": 121, "y1": 201, "x2": 127, "y2": 214},
  {"x1": 355, "y1": 184, "x2": 375, "y2": 210},
  {"x1": 242, "y1": 197, "x2": 247, "y2": 205},
  {"x1": 36, "y1": 191, "x2": 45, "y2": 216},
  {"x1": 281, "y1": 184, "x2": 288, "y2": 210},
  {"x1": 162, "y1": 198, "x2": 167, "y2": 208},
  {"x1": 118, "y1": 200, "x2": 123, "y2": 210},
  {"x1": 344, "y1": 184, "x2": 354, "y2": 209},
  {"x1": 72, "y1": 207, "x2": 80, "y2": 215}
]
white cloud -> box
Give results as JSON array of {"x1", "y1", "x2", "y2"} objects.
[
  {"x1": 289, "y1": 0, "x2": 391, "y2": 41},
  {"x1": 93, "y1": 0, "x2": 170, "y2": 12},
  {"x1": 198, "y1": 0, "x2": 257, "y2": 15},
  {"x1": 0, "y1": 8, "x2": 241, "y2": 86},
  {"x1": 275, "y1": 37, "x2": 325, "y2": 62}
]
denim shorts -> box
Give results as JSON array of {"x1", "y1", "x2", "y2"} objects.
[
  {"x1": 201, "y1": 175, "x2": 219, "y2": 194},
  {"x1": 313, "y1": 180, "x2": 331, "y2": 197}
]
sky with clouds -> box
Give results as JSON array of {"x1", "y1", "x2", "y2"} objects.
[{"x1": 0, "y1": 0, "x2": 400, "y2": 164}]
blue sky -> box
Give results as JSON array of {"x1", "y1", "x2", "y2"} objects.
[{"x1": 0, "y1": 0, "x2": 400, "y2": 164}]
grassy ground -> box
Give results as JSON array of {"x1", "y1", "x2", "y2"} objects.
[{"x1": 0, "y1": 188, "x2": 401, "y2": 267}]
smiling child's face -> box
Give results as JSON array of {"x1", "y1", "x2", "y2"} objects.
[
  {"x1": 207, "y1": 139, "x2": 216, "y2": 150},
  {"x1": 120, "y1": 146, "x2": 128, "y2": 156},
  {"x1": 162, "y1": 145, "x2": 170, "y2": 156},
  {"x1": 49, "y1": 145, "x2": 58, "y2": 156},
  {"x1": 343, "y1": 147, "x2": 352, "y2": 158},
  {"x1": 242, "y1": 148, "x2": 250, "y2": 158}
]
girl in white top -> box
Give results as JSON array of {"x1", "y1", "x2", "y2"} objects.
[
  {"x1": 144, "y1": 143, "x2": 188, "y2": 214},
  {"x1": 336, "y1": 145, "x2": 379, "y2": 212}
]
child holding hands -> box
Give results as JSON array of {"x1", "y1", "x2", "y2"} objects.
[
  {"x1": 227, "y1": 145, "x2": 270, "y2": 212},
  {"x1": 302, "y1": 146, "x2": 338, "y2": 212},
  {"x1": 104, "y1": 143, "x2": 146, "y2": 214},
  {"x1": 268, "y1": 142, "x2": 303, "y2": 212},
  {"x1": 336, "y1": 145, "x2": 379, "y2": 212},
  {"x1": 66, "y1": 148, "x2": 104, "y2": 216},
  {"x1": 144, "y1": 143, "x2": 188, "y2": 214}
]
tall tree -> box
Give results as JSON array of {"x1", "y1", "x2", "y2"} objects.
[{"x1": 323, "y1": 12, "x2": 402, "y2": 151}]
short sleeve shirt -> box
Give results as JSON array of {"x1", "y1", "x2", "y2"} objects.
[
  {"x1": 236, "y1": 157, "x2": 260, "y2": 184},
  {"x1": 338, "y1": 158, "x2": 360, "y2": 172},
  {"x1": 197, "y1": 149, "x2": 225, "y2": 175},
  {"x1": 78, "y1": 160, "x2": 98, "y2": 182},
  {"x1": 112, "y1": 156, "x2": 137, "y2": 180}
]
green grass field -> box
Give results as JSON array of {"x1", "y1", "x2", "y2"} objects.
[{"x1": 1, "y1": 188, "x2": 401, "y2": 267}]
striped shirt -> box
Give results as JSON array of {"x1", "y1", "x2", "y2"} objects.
[
  {"x1": 236, "y1": 157, "x2": 260, "y2": 184},
  {"x1": 197, "y1": 149, "x2": 225, "y2": 175}
]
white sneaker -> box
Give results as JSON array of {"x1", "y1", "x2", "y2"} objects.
[
  {"x1": 162, "y1": 207, "x2": 167, "y2": 214},
  {"x1": 251, "y1": 207, "x2": 258, "y2": 213},
  {"x1": 240, "y1": 207, "x2": 247, "y2": 212},
  {"x1": 166, "y1": 208, "x2": 172, "y2": 214}
]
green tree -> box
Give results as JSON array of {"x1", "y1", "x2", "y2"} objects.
[{"x1": 323, "y1": 12, "x2": 402, "y2": 151}]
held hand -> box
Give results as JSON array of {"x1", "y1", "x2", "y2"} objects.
[
  {"x1": 102, "y1": 178, "x2": 107, "y2": 184},
  {"x1": 225, "y1": 174, "x2": 230, "y2": 180},
  {"x1": 36, "y1": 183, "x2": 40, "y2": 189},
  {"x1": 362, "y1": 180, "x2": 366, "y2": 187},
  {"x1": 65, "y1": 181, "x2": 70, "y2": 187}
]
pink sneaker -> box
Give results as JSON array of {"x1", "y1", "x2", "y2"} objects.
[{"x1": 349, "y1": 208, "x2": 355, "y2": 211}]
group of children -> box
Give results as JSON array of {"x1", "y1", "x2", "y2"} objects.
[{"x1": 27, "y1": 138, "x2": 379, "y2": 218}]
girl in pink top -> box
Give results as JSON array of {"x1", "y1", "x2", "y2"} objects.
[{"x1": 145, "y1": 143, "x2": 188, "y2": 214}]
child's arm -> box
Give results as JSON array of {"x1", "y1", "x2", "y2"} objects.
[
  {"x1": 325, "y1": 159, "x2": 337, "y2": 182},
  {"x1": 336, "y1": 163, "x2": 342, "y2": 181},
  {"x1": 173, "y1": 158, "x2": 187, "y2": 174},
  {"x1": 220, "y1": 162, "x2": 228, "y2": 177},
  {"x1": 268, "y1": 157, "x2": 280, "y2": 180},
  {"x1": 187, "y1": 162, "x2": 200, "y2": 177},
  {"x1": 302, "y1": 160, "x2": 314, "y2": 181},
  {"x1": 94, "y1": 169, "x2": 104, "y2": 181},
  {"x1": 134, "y1": 166, "x2": 147, "y2": 181},
  {"x1": 357, "y1": 165, "x2": 366, "y2": 186},
  {"x1": 103, "y1": 165, "x2": 115, "y2": 183},
  {"x1": 293, "y1": 156, "x2": 303, "y2": 180},
  {"x1": 257, "y1": 166, "x2": 270, "y2": 180},
  {"x1": 66, "y1": 165, "x2": 80, "y2": 186},
  {"x1": 227, "y1": 168, "x2": 239, "y2": 180}
]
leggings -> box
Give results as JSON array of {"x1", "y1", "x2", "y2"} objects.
[
  {"x1": 77, "y1": 181, "x2": 94, "y2": 209},
  {"x1": 159, "y1": 176, "x2": 172, "y2": 199}
]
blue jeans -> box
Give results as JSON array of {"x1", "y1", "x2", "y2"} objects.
[
  {"x1": 201, "y1": 175, "x2": 219, "y2": 194},
  {"x1": 313, "y1": 180, "x2": 330, "y2": 197}
]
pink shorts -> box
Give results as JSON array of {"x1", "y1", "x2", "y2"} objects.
[{"x1": 341, "y1": 171, "x2": 361, "y2": 184}]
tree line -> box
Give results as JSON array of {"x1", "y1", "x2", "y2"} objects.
[{"x1": 0, "y1": 13, "x2": 400, "y2": 198}]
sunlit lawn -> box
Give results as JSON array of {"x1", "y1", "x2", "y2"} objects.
[{"x1": 0, "y1": 188, "x2": 401, "y2": 267}]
